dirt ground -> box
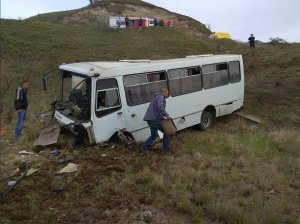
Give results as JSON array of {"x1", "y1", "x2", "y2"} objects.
[{"x1": 0, "y1": 141, "x2": 191, "y2": 224}]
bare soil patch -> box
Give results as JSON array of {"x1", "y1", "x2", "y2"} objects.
[{"x1": 0, "y1": 143, "x2": 191, "y2": 223}]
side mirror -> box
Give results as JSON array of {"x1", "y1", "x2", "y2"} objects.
[{"x1": 42, "y1": 76, "x2": 48, "y2": 91}]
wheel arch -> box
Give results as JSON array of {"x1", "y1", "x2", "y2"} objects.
[
  {"x1": 198, "y1": 105, "x2": 216, "y2": 131},
  {"x1": 202, "y1": 105, "x2": 216, "y2": 119}
]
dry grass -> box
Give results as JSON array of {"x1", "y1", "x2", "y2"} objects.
[
  {"x1": 269, "y1": 128, "x2": 300, "y2": 154},
  {"x1": 1, "y1": 119, "x2": 300, "y2": 223}
]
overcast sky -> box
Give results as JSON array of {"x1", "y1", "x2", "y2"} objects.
[{"x1": 1, "y1": 0, "x2": 299, "y2": 42}]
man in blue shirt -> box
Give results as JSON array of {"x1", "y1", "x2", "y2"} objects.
[
  {"x1": 14, "y1": 80, "x2": 29, "y2": 141},
  {"x1": 142, "y1": 88, "x2": 171, "y2": 152},
  {"x1": 138, "y1": 17, "x2": 143, "y2": 28}
]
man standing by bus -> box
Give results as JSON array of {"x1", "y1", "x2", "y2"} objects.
[
  {"x1": 14, "y1": 80, "x2": 29, "y2": 141},
  {"x1": 142, "y1": 88, "x2": 171, "y2": 153}
]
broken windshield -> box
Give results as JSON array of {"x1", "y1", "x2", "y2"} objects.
[
  {"x1": 62, "y1": 73, "x2": 86, "y2": 102},
  {"x1": 59, "y1": 71, "x2": 91, "y2": 120}
]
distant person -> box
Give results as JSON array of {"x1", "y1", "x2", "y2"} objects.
[
  {"x1": 117, "y1": 17, "x2": 121, "y2": 29},
  {"x1": 248, "y1": 34, "x2": 255, "y2": 49},
  {"x1": 154, "y1": 18, "x2": 159, "y2": 26},
  {"x1": 138, "y1": 17, "x2": 143, "y2": 28},
  {"x1": 159, "y1": 18, "x2": 165, "y2": 26},
  {"x1": 142, "y1": 88, "x2": 171, "y2": 153},
  {"x1": 14, "y1": 80, "x2": 29, "y2": 141},
  {"x1": 125, "y1": 15, "x2": 129, "y2": 28}
]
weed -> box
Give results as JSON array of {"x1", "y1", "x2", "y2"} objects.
[{"x1": 269, "y1": 128, "x2": 300, "y2": 155}]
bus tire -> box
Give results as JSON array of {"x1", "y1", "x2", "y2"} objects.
[{"x1": 200, "y1": 111, "x2": 214, "y2": 131}]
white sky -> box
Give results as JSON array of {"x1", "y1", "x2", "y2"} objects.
[{"x1": 1, "y1": 0, "x2": 300, "y2": 42}]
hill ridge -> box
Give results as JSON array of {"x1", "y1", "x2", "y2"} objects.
[{"x1": 27, "y1": 0, "x2": 211, "y2": 37}]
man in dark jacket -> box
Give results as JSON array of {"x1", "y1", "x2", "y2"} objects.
[
  {"x1": 14, "y1": 80, "x2": 29, "y2": 140},
  {"x1": 248, "y1": 34, "x2": 255, "y2": 49},
  {"x1": 142, "y1": 88, "x2": 171, "y2": 152},
  {"x1": 125, "y1": 15, "x2": 129, "y2": 28}
]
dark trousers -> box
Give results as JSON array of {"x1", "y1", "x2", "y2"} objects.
[{"x1": 143, "y1": 120, "x2": 169, "y2": 151}]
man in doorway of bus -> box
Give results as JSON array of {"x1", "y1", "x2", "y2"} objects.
[
  {"x1": 142, "y1": 88, "x2": 171, "y2": 153},
  {"x1": 248, "y1": 34, "x2": 255, "y2": 49},
  {"x1": 97, "y1": 94, "x2": 107, "y2": 110},
  {"x1": 14, "y1": 80, "x2": 29, "y2": 141}
]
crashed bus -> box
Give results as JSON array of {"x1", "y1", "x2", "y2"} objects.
[{"x1": 38, "y1": 55, "x2": 244, "y2": 146}]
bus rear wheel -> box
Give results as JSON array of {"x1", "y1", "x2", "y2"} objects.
[{"x1": 200, "y1": 111, "x2": 214, "y2": 131}]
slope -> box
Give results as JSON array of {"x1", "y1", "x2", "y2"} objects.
[{"x1": 27, "y1": 0, "x2": 211, "y2": 37}]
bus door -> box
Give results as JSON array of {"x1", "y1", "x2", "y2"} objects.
[{"x1": 93, "y1": 78, "x2": 125, "y2": 142}]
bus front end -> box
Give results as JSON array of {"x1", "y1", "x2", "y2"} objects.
[{"x1": 35, "y1": 67, "x2": 96, "y2": 146}]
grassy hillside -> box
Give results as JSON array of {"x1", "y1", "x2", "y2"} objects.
[
  {"x1": 0, "y1": 10, "x2": 300, "y2": 224},
  {"x1": 27, "y1": 0, "x2": 211, "y2": 37},
  {"x1": 0, "y1": 19, "x2": 234, "y2": 116}
]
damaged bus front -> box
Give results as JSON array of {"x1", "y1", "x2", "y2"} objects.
[{"x1": 36, "y1": 65, "x2": 98, "y2": 146}]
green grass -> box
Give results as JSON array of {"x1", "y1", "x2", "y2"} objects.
[{"x1": 0, "y1": 18, "x2": 241, "y2": 130}]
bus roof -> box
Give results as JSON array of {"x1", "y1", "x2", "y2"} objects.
[{"x1": 59, "y1": 54, "x2": 242, "y2": 77}]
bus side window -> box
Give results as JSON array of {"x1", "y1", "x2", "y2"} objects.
[
  {"x1": 202, "y1": 63, "x2": 229, "y2": 89},
  {"x1": 124, "y1": 71, "x2": 167, "y2": 106},
  {"x1": 95, "y1": 78, "x2": 121, "y2": 117},
  {"x1": 186, "y1": 67, "x2": 200, "y2": 76},
  {"x1": 229, "y1": 61, "x2": 241, "y2": 83},
  {"x1": 168, "y1": 67, "x2": 202, "y2": 96}
]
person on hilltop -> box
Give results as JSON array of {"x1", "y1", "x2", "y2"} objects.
[
  {"x1": 14, "y1": 80, "x2": 29, "y2": 141},
  {"x1": 142, "y1": 88, "x2": 171, "y2": 153},
  {"x1": 248, "y1": 34, "x2": 255, "y2": 49}
]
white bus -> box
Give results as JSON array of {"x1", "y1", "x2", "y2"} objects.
[{"x1": 41, "y1": 54, "x2": 244, "y2": 145}]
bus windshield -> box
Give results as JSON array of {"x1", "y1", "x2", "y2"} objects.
[{"x1": 58, "y1": 71, "x2": 91, "y2": 121}]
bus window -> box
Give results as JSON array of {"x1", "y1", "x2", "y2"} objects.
[
  {"x1": 95, "y1": 78, "x2": 121, "y2": 117},
  {"x1": 124, "y1": 71, "x2": 167, "y2": 106},
  {"x1": 168, "y1": 67, "x2": 202, "y2": 96},
  {"x1": 186, "y1": 67, "x2": 200, "y2": 76},
  {"x1": 229, "y1": 61, "x2": 241, "y2": 83},
  {"x1": 147, "y1": 73, "x2": 166, "y2": 82},
  {"x1": 123, "y1": 74, "x2": 147, "y2": 86},
  {"x1": 202, "y1": 63, "x2": 229, "y2": 89},
  {"x1": 168, "y1": 68, "x2": 185, "y2": 79}
]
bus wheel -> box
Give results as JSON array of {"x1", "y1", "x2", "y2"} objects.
[{"x1": 200, "y1": 111, "x2": 214, "y2": 131}]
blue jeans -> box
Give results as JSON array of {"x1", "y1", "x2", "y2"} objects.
[
  {"x1": 143, "y1": 120, "x2": 169, "y2": 151},
  {"x1": 15, "y1": 109, "x2": 27, "y2": 140}
]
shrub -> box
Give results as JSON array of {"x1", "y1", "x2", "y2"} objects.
[{"x1": 269, "y1": 37, "x2": 288, "y2": 45}]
